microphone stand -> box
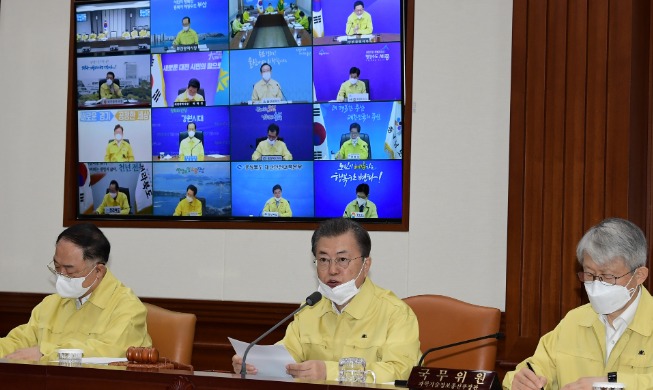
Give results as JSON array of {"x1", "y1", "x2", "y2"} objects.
[{"x1": 418, "y1": 332, "x2": 503, "y2": 367}]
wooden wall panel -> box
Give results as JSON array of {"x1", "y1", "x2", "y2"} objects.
[{"x1": 503, "y1": 0, "x2": 652, "y2": 371}]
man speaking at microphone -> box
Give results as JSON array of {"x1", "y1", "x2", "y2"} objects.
[{"x1": 232, "y1": 218, "x2": 420, "y2": 383}]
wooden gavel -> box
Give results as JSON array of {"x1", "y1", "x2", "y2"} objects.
[{"x1": 126, "y1": 346, "x2": 160, "y2": 364}]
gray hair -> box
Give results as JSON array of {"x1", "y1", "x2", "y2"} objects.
[{"x1": 576, "y1": 218, "x2": 647, "y2": 270}]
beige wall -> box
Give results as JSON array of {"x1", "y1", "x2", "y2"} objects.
[{"x1": 0, "y1": 0, "x2": 512, "y2": 309}]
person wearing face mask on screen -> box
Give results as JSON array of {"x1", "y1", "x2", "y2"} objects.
[
  {"x1": 252, "y1": 123, "x2": 293, "y2": 161},
  {"x1": 100, "y1": 71, "x2": 122, "y2": 100},
  {"x1": 346, "y1": 1, "x2": 373, "y2": 36},
  {"x1": 172, "y1": 16, "x2": 199, "y2": 47},
  {"x1": 262, "y1": 184, "x2": 292, "y2": 217},
  {"x1": 251, "y1": 63, "x2": 283, "y2": 103},
  {"x1": 0, "y1": 223, "x2": 151, "y2": 361},
  {"x1": 104, "y1": 124, "x2": 134, "y2": 162},
  {"x1": 232, "y1": 218, "x2": 420, "y2": 383},
  {"x1": 337, "y1": 67, "x2": 367, "y2": 102},
  {"x1": 504, "y1": 218, "x2": 653, "y2": 390},
  {"x1": 343, "y1": 183, "x2": 378, "y2": 218},
  {"x1": 178, "y1": 122, "x2": 204, "y2": 161},
  {"x1": 94, "y1": 179, "x2": 130, "y2": 215},
  {"x1": 173, "y1": 184, "x2": 202, "y2": 216},
  {"x1": 335, "y1": 122, "x2": 369, "y2": 160}
]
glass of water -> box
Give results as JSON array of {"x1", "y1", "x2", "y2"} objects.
[{"x1": 338, "y1": 357, "x2": 376, "y2": 384}]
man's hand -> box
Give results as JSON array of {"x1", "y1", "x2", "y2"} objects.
[
  {"x1": 5, "y1": 347, "x2": 42, "y2": 361},
  {"x1": 511, "y1": 367, "x2": 547, "y2": 390},
  {"x1": 232, "y1": 354, "x2": 258, "y2": 375},
  {"x1": 286, "y1": 360, "x2": 326, "y2": 380},
  {"x1": 561, "y1": 376, "x2": 607, "y2": 390}
]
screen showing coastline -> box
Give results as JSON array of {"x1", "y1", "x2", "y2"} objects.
[{"x1": 73, "y1": 0, "x2": 406, "y2": 225}]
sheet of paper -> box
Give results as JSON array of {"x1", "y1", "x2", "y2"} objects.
[
  {"x1": 228, "y1": 337, "x2": 294, "y2": 378},
  {"x1": 82, "y1": 357, "x2": 127, "y2": 364}
]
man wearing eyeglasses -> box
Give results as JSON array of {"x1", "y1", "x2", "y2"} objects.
[
  {"x1": 232, "y1": 218, "x2": 420, "y2": 383},
  {"x1": 504, "y1": 218, "x2": 652, "y2": 390},
  {"x1": 0, "y1": 223, "x2": 151, "y2": 361}
]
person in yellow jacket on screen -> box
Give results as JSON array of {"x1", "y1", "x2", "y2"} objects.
[
  {"x1": 173, "y1": 185, "x2": 203, "y2": 216},
  {"x1": 346, "y1": 1, "x2": 373, "y2": 35},
  {"x1": 100, "y1": 71, "x2": 122, "y2": 100},
  {"x1": 178, "y1": 122, "x2": 205, "y2": 161},
  {"x1": 343, "y1": 183, "x2": 378, "y2": 218},
  {"x1": 94, "y1": 180, "x2": 130, "y2": 215},
  {"x1": 262, "y1": 184, "x2": 292, "y2": 217},
  {"x1": 335, "y1": 123, "x2": 369, "y2": 160},
  {"x1": 337, "y1": 67, "x2": 367, "y2": 102},
  {"x1": 252, "y1": 123, "x2": 293, "y2": 161},
  {"x1": 104, "y1": 124, "x2": 134, "y2": 162},
  {"x1": 172, "y1": 16, "x2": 199, "y2": 47},
  {"x1": 0, "y1": 223, "x2": 151, "y2": 361},
  {"x1": 175, "y1": 78, "x2": 204, "y2": 103}
]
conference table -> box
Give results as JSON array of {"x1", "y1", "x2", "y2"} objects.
[
  {"x1": 0, "y1": 359, "x2": 402, "y2": 389},
  {"x1": 230, "y1": 13, "x2": 312, "y2": 49}
]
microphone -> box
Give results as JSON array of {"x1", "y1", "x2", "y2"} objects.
[
  {"x1": 190, "y1": 139, "x2": 203, "y2": 156},
  {"x1": 418, "y1": 332, "x2": 503, "y2": 367},
  {"x1": 394, "y1": 333, "x2": 504, "y2": 388},
  {"x1": 240, "y1": 291, "x2": 322, "y2": 376}
]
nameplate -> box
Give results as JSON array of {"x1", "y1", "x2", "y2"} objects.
[
  {"x1": 189, "y1": 212, "x2": 199, "y2": 216},
  {"x1": 347, "y1": 153, "x2": 360, "y2": 159},
  {"x1": 407, "y1": 367, "x2": 500, "y2": 390},
  {"x1": 109, "y1": 45, "x2": 120, "y2": 51},
  {"x1": 176, "y1": 44, "x2": 199, "y2": 52},
  {"x1": 261, "y1": 98, "x2": 282, "y2": 104},
  {"x1": 347, "y1": 93, "x2": 369, "y2": 102},
  {"x1": 261, "y1": 155, "x2": 282, "y2": 161},
  {"x1": 184, "y1": 155, "x2": 198, "y2": 161},
  {"x1": 105, "y1": 206, "x2": 121, "y2": 215},
  {"x1": 344, "y1": 38, "x2": 370, "y2": 44},
  {"x1": 174, "y1": 101, "x2": 205, "y2": 107},
  {"x1": 262, "y1": 211, "x2": 279, "y2": 217},
  {"x1": 103, "y1": 98, "x2": 125, "y2": 105},
  {"x1": 350, "y1": 212, "x2": 365, "y2": 218}
]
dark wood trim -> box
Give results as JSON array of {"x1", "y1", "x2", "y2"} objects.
[{"x1": 505, "y1": 0, "x2": 652, "y2": 368}]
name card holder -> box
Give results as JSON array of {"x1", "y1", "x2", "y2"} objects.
[{"x1": 406, "y1": 367, "x2": 500, "y2": 390}]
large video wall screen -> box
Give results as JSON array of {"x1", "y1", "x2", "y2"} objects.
[{"x1": 71, "y1": 0, "x2": 407, "y2": 228}]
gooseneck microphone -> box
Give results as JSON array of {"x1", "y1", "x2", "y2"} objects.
[
  {"x1": 240, "y1": 291, "x2": 322, "y2": 376},
  {"x1": 417, "y1": 332, "x2": 504, "y2": 367}
]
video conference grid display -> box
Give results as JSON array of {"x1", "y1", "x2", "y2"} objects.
[{"x1": 75, "y1": 0, "x2": 404, "y2": 221}]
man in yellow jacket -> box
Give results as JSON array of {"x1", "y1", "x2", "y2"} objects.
[
  {"x1": 337, "y1": 67, "x2": 367, "y2": 102},
  {"x1": 335, "y1": 122, "x2": 369, "y2": 160},
  {"x1": 100, "y1": 71, "x2": 122, "y2": 100},
  {"x1": 504, "y1": 218, "x2": 653, "y2": 390},
  {"x1": 104, "y1": 124, "x2": 134, "y2": 162},
  {"x1": 252, "y1": 123, "x2": 293, "y2": 161},
  {"x1": 346, "y1": 0, "x2": 373, "y2": 35},
  {"x1": 343, "y1": 183, "x2": 378, "y2": 218},
  {"x1": 172, "y1": 16, "x2": 199, "y2": 47},
  {"x1": 173, "y1": 184, "x2": 203, "y2": 216},
  {"x1": 232, "y1": 218, "x2": 420, "y2": 383},
  {"x1": 0, "y1": 223, "x2": 151, "y2": 361},
  {"x1": 95, "y1": 180, "x2": 130, "y2": 215},
  {"x1": 262, "y1": 184, "x2": 292, "y2": 217}
]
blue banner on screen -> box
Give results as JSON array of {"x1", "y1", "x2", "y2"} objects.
[
  {"x1": 152, "y1": 162, "x2": 232, "y2": 216},
  {"x1": 313, "y1": 160, "x2": 402, "y2": 218},
  {"x1": 151, "y1": 106, "x2": 230, "y2": 158},
  {"x1": 151, "y1": 51, "x2": 229, "y2": 107},
  {"x1": 230, "y1": 104, "x2": 314, "y2": 161},
  {"x1": 315, "y1": 101, "x2": 402, "y2": 160},
  {"x1": 150, "y1": 0, "x2": 229, "y2": 53},
  {"x1": 229, "y1": 47, "x2": 313, "y2": 104},
  {"x1": 313, "y1": 43, "x2": 401, "y2": 102},
  {"x1": 231, "y1": 161, "x2": 315, "y2": 217}
]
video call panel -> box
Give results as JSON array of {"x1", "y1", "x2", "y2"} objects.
[{"x1": 75, "y1": 0, "x2": 405, "y2": 222}]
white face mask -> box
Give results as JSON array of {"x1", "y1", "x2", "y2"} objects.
[
  {"x1": 106, "y1": 78, "x2": 113, "y2": 86},
  {"x1": 183, "y1": 26, "x2": 190, "y2": 31},
  {"x1": 317, "y1": 259, "x2": 366, "y2": 306},
  {"x1": 585, "y1": 273, "x2": 637, "y2": 315},
  {"x1": 55, "y1": 265, "x2": 98, "y2": 299},
  {"x1": 187, "y1": 131, "x2": 195, "y2": 138},
  {"x1": 262, "y1": 72, "x2": 272, "y2": 81},
  {"x1": 351, "y1": 137, "x2": 358, "y2": 146},
  {"x1": 109, "y1": 192, "x2": 117, "y2": 199},
  {"x1": 186, "y1": 195, "x2": 194, "y2": 203},
  {"x1": 356, "y1": 13, "x2": 363, "y2": 19},
  {"x1": 268, "y1": 138, "x2": 276, "y2": 146},
  {"x1": 114, "y1": 133, "x2": 122, "y2": 141},
  {"x1": 356, "y1": 197, "x2": 366, "y2": 207},
  {"x1": 349, "y1": 78, "x2": 358, "y2": 85}
]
